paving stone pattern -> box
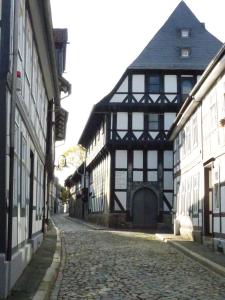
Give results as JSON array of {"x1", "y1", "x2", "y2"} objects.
[{"x1": 52, "y1": 215, "x2": 225, "y2": 300}]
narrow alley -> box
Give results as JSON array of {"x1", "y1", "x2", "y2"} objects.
[{"x1": 50, "y1": 215, "x2": 225, "y2": 300}]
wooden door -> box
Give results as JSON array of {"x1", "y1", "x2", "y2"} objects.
[
  {"x1": 204, "y1": 167, "x2": 213, "y2": 236},
  {"x1": 28, "y1": 151, "x2": 34, "y2": 239},
  {"x1": 133, "y1": 188, "x2": 158, "y2": 228}
]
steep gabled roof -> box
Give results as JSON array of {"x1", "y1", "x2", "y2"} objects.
[
  {"x1": 129, "y1": 1, "x2": 222, "y2": 70},
  {"x1": 78, "y1": 1, "x2": 223, "y2": 147}
]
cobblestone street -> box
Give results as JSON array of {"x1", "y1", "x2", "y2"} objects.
[{"x1": 51, "y1": 215, "x2": 225, "y2": 300}]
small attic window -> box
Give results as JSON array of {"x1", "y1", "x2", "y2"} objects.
[
  {"x1": 181, "y1": 29, "x2": 190, "y2": 38},
  {"x1": 181, "y1": 48, "x2": 190, "y2": 58}
]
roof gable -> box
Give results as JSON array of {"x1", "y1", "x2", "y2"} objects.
[{"x1": 128, "y1": 1, "x2": 222, "y2": 70}]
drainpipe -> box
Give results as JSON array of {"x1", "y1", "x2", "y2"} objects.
[{"x1": 7, "y1": 0, "x2": 19, "y2": 261}]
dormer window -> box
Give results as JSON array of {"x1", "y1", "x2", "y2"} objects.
[
  {"x1": 181, "y1": 48, "x2": 190, "y2": 58},
  {"x1": 181, "y1": 29, "x2": 190, "y2": 38}
]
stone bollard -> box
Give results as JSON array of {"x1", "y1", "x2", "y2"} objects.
[{"x1": 174, "y1": 219, "x2": 180, "y2": 235}]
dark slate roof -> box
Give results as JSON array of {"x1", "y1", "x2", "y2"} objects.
[{"x1": 128, "y1": 1, "x2": 223, "y2": 70}]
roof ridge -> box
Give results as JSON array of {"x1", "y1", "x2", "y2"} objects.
[{"x1": 128, "y1": 1, "x2": 222, "y2": 70}]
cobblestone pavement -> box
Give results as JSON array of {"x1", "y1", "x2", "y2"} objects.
[{"x1": 51, "y1": 214, "x2": 225, "y2": 300}]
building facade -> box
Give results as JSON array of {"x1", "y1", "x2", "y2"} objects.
[
  {"x1": 0, "y1": 1, "x2": 69, "y2": 297},
  {"x1": 170, "y1": 44, "x2": 225, "y2": 253},
  {"x1": 66, "y1": 2, "x2": 222, "y2": 229}
]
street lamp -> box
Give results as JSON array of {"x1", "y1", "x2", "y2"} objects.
[{"x1": 55, "y1": 155, "x2": 67, "y2": 170}]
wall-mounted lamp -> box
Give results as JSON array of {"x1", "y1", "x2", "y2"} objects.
[{"x1": 55, "y1": 155, "x2": 67, "y2": 170}]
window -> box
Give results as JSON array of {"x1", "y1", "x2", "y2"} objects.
[
  {"x1": 193, "y1": 174, "x2": 199, "y2": 214},
  {"x1": 25, "y1": 14, "x2": 33, "y2": 82},
  {"x1": 181, "y1": 29, "x2": 190, "y2": 38},
  {"x1": 210, "y1": 103, "x2": 217, "y2": 130},
  {"x1": 148, "y1": 113, "x2": 159, "y2": 130},
  {"x1": 181, "y1": 77, "x2": 193, "y2": 100},
  {"x1": 186, "y1": 177, "x2": 192, "y2": 215},
  {"x1": 148, "y1": 75, "x2": 161, "y2": 93},
  {"x1": 181, "y1": 129, "x2": 186, "y2": 158},
  {"x1": 192, "y1": 114, "x2": 198, "y2": 147},
  {"x1": 186, "y1": 124, "x2": 191, "y2": 154},
  {"x1": 18, "y1": 1, "x2": 25, "y2": 58},
  {"x1": 181, "y1": 48, "x2": 190, "y2": 58},
  {"x1": 213, "y1": 168, "x2": 220, "y2": 209}
]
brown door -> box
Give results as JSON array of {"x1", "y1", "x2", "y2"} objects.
[
  {"x1": 204, "y1": 167, "x2": 213, "y2": 236},
  {"x1": 28, "y1": 151, "x2": 34, "y2": 239},
  {"x1": 133, "y1": 188, "x2": 158, "y2": 228}
]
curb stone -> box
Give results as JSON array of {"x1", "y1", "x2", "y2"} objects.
[
  {"x1": 50, "y1": 232, "x2": 66, "y2": 300},
  {"x1": 32, "y1": 220, "x2": 61, "y2": 300},
  {"x1": 155, "y1": 234, "x2": 225, "y2": 278}
]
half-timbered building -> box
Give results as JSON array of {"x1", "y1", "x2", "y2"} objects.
[
  {"x1": 0, "y1": 1, "x2": 69, "y2": 297},
  {"x1": 67, "y1": 1, "x2": 222, "y2": 229},
  {"x1": 169, "y1": 43, "x2": 225, "y2": 253}
]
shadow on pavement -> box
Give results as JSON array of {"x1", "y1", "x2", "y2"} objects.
[{"x1": 7, "y1": 221, "x2": 57, "y2": 300}]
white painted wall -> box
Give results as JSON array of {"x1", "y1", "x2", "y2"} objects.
[
  {"x1": 164, "y1": 75, "x2": 177, "y2": 93},
  {"x1": 110, "y1": 94, "x2": 126, "y2": 103},
  {"x1": 164, "y1": 113, "x2": 176, "y2": 130},
  {"x1": 132, "y1": 75, "x2": 145, "y2": 92},
  {"x1": 115, "y1": 171, "x2": 127, "y2": 189},
  {"x1": 86, "y1": 121, "x2": 106, "y2": 166},
  {"x1": 89, "y1": 154, "x2": 111, "y2": 212},
  {"x1": 147, "y1": 171, "x2": 157, "y2": 182},
  {"x1": 115, "y1": 150, "x2": 127, "y2": 168},
  {"x1": 132, "y1": 112, "x2": 144, "y2": 130},
  {"x1": 164, "y1": 151, "x2": 173, "y2": 169},
  {"x1": 147, "y1": 151, "x2": 158, "y2": 169},
  {"x1": 115, "y1": 191, "x2": 127, "y2": 209},
  {"x1": 163, "y1": 171, "x2": 173, "y2": 189},
  {"x1": 133, "y1": 150, "x2": 143, "y2": 168},
  {"x1": 173, "y1": 67, "x2": 225, "y2": 239},
  {"x1": 133, "y1": 171, "x2": 143, "y2": 181},
  {"x1": 117, "y1": 112, "x2": 128, "y2": 130}
]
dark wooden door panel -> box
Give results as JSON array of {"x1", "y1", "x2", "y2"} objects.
[{"x1": 133, "y1": 188, "x2": 157, "y2": 228}]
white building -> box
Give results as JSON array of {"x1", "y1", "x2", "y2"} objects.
[
  {"x1": 66, "y1": 2, "x2": 222, "y2": 229},
  {"x1": 0, "y1": 1, "x2": 70, "y2": 297},
  {"x1": 170, "y1": 44, "x2": 225, "y2": 253}
]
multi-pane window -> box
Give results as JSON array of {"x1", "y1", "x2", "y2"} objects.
[
  {"x1": 148, "y1": 113, "x2": 159, "y2": 130},
  {"x1": 148, "y1": 75, "x2": 161, "y2": 93},
  {"x1": 181, "y1": 77, "x2": 193, "y2": 101}
]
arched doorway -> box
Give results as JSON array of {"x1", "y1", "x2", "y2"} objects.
[{"x1": 132, "y1": 188, "x2": 158, "y2": 228}]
